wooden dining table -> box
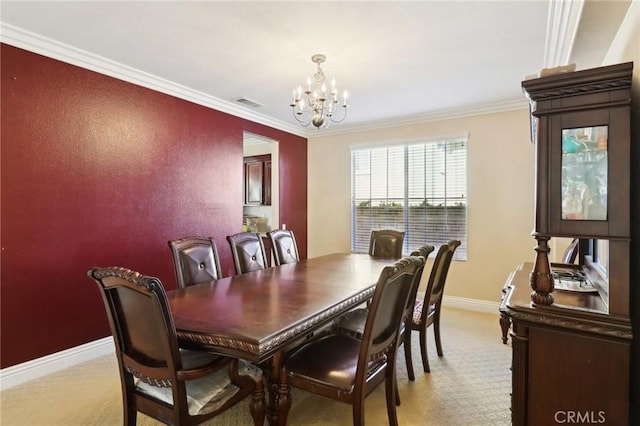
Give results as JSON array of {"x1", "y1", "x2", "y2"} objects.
[{"x1": 167, "y1": 252, "x2": 395, "y2": 425}]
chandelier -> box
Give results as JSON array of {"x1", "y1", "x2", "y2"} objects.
[{"x1": 290, "y1": 54, "x2": 349, "y2": 129}]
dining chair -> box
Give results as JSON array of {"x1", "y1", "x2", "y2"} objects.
[
  {"x1": 333, "y1": 245, "x2": 435, "y2": 382},
  {"x1": 267, "y1": 229, "x2": 300, "y2": 266},
  {"x1": 227, "y1": 232, "x2": 269, "y2": 275},
  {"x1": 562, "y1": 238, "x2": 579, "y2": 264},
  {"x1": 409, "y1": 239, "x2": 461, "y2": 373},
  {"x1": 400, "y1": 244, "x2": 436, "y2": 380},
  {"x1": 369, "y1": 229, "x2": 405, "y2": 259},
  {"x1": 280, "y1": 255, "x2": 425, "y2": 426},
  {"x1": 168, "y1": 236, "x2": 223, "y2": 288},
  {"x1": 86, "y1": 266, "x2": 265, "y2": 426}
]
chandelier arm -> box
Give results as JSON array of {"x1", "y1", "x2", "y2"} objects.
[
  {"x1": 292, "y1": 109, "x2": 313, "y2": 127},
  {"x1": 328, "y1": 106, "x2": 348, "y2": 124}
]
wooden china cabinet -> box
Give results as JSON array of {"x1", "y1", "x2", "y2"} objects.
[
  {"x1": 500, "y1": 62, "x2": 635, "y2": 425},
  {"x1": 244, "y1": 154, "x2": 271, "y2": 205}
]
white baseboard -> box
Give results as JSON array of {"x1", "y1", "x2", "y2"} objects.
[
  {"x1": 0, "y1": 337, "x2": 115, "y2": 391},
  {"x1": 0, "y1": 298, "x2": 499, "y2": 391},
  {"x1": 444, "y1": 296, "x2": 501, "y2": 315}
]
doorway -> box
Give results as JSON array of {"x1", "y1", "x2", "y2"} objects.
[{"x1": 242, "y1": 132, "x2": 279, "y2": 233}]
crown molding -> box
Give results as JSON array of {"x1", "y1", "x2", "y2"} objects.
[
  {"x1": 544, "y1": 0, "x2": 585, "y2": 67},
  {"x1": 312, "y1": 98, "x2": 529, "y2": 137},
  {"x1": 2, "y1": 21, "x2": 528, "y2": 140},
  {"x1": 0, "y1": 22, "x2": 307, "y2": 137}
]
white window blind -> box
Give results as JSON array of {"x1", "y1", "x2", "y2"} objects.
[{"x1": 351, "y1": 137, "x2": 467, "y2": 260}]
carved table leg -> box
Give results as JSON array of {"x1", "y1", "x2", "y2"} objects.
[
  {"x1": 266, "y1": 352, "x2": 284, "y2": 426},
  {"x1": 499, "y1": 312, "x2": 511, "y2": 344},
  {"x1": 276, "y1": 366, "x2": 292, "y2": 426},
  {"x1": 266, "y1": 351, "x2": 293, "y2": 426},
  {"x1": 250, "y1": 379, "x2": 266, "y2": 426}
]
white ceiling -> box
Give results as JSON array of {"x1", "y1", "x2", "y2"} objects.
[{"x1": 0, "y1": 1, "x2": 632, "y2": 137}]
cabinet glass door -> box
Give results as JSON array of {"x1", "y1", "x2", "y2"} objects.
[{"x1": 561, "y1": 125, "x2": 608, "y2": 221}]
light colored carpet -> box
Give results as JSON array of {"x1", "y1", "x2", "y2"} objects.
[{"x1": 0, "y1": 308, "x2": 511, "y2": 425}]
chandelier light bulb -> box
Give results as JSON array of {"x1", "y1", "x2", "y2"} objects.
[{"x1": 290, "y1": 54, "x2": 349, "y2": 129}]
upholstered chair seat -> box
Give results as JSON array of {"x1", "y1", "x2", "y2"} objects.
[
  {"x1": 284, "y1": 334, "x2": 386, "y2": 392},
  {"x1": 135, "y1": 351, "x2": 262, "y2": 416},
  {"x1": 411, "y1": 299, "x2": 436, "y2": 326}
]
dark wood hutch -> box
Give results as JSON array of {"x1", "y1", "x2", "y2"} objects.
[
  {"x1": 244, "y1": 154, "x2": 271, "y2": 206},
  {"x1": 500, "y1": 62, "x2": 636, "y2": 425}
]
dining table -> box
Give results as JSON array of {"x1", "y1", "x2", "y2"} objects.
[{"x1": 167, "y1": 252, "x2": 396, "y2": 425}]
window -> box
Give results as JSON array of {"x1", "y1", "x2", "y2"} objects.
[{"x1": 351, "y1": 137, "x2": 467, "y2": 260}]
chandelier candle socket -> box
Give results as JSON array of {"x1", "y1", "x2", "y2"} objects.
[{"x1": 290, "y1": 54, "x2": 349, "y2": 129}]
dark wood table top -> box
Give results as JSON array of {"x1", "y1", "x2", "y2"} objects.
[{"x1": 168, "y1": 253, "x2": 394, "y2": 362}]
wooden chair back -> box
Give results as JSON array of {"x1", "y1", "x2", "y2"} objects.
[
  {"x1": 90, "y1": 267, "x2": 179, "y2": 373},
  {"x1": 227, "y1": 232, "x2": 269, "y2": 274},
  {"x1": 168, "y1": 236, "x2": 222, "y2": 287},
  {"x1": 369, "y1": 229, "x2": 405, "y2": 259},
  {"x1": 267, "y1": 229, "x2": 300, "y2": 266},
  {"x1": 562, "y1": 238, "x2": 579, "y2": 264},
  {"x1": 406, "y1": 244, "x2": 435, "y2": 312},
  {"x1": 359, "y1": 256, "x2": 424, "y2": 380},
  {"x1": 424, "y1": 240, "x2": 461, "y2": 309}
]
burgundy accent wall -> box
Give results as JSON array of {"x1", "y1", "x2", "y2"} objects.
[{"x1": 0, "y1": 44, "x2": 307, "y2": 368}]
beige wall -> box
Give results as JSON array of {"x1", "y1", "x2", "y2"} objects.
[
  {"x1": 307, "y1": 108, "x2": 539, "y2": 303},
  {"x1": 603, "y1": 0, "x2": 639, "y2": 104},
  {"x1": 306, "y1": 2, "x2": 639, "y2": 305}
]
